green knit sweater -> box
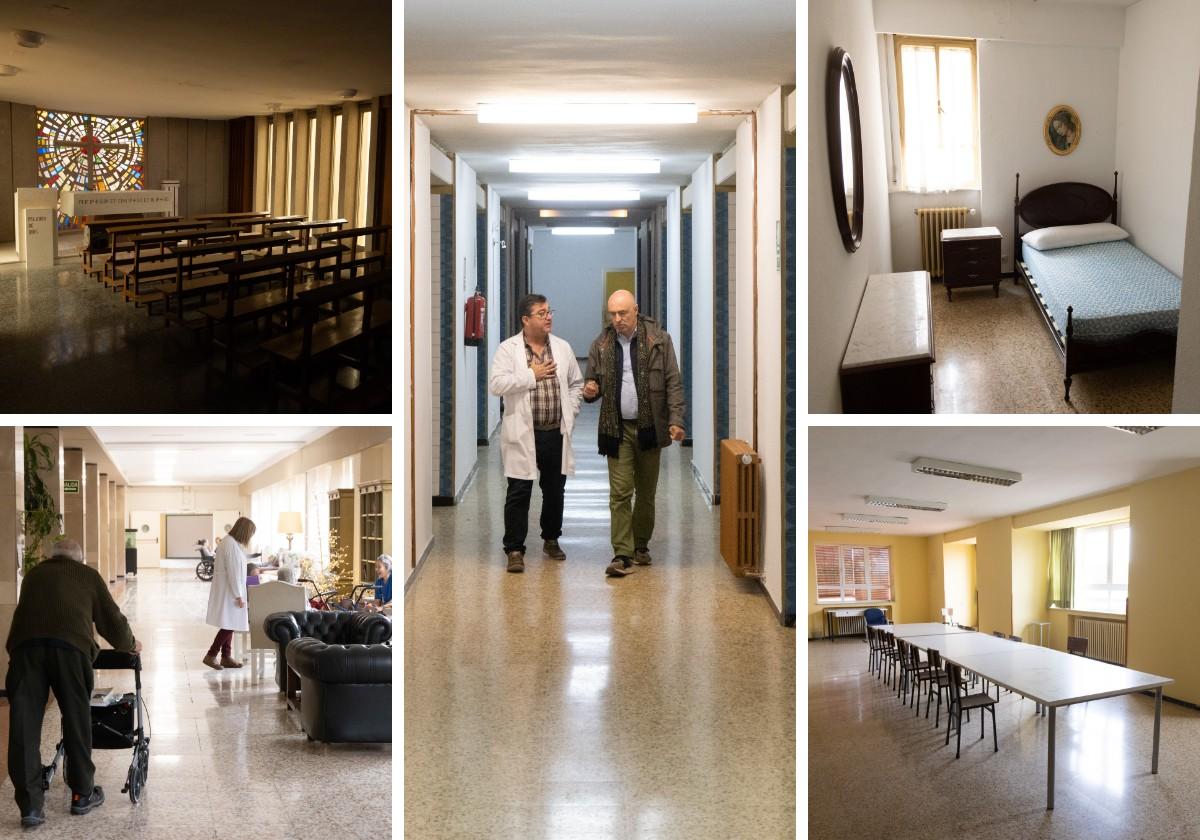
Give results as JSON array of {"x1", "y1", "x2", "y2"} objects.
[{"x1": 6, "y1": 556, "x2": 137, "y2": 660}]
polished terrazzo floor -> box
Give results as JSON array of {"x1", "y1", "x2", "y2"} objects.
[
  {"x1": 809, "y1": 638, "x2": 1200, "y2": 839},
  {"x1": 405, "y1": 405, "x2": 796, "y2": 839},
  {"x1": 930, "y1": 278, "x2": 1174, "y2": 413},
  {"x1": 0, "y1": 564, "x2": 390, "y2": 838}
]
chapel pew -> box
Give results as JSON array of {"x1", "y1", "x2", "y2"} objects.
[
  {"x1": 101, "y1": 219, "x2": 216, "y2": 286},
  {"x1": 160, "y1": 234, "x2": 294, "y2": 324},
  {"x1": 81, "y1": 215, "x2": 182, "y2": 276},
  {"x1": 267, "y1": 218, "x2": 347, "y2": 252},
  {"x1": 261, "y1": 269, "x2": 391, "y2": 410},
  {"x1": 119, "y1": 226, "x2": 243, "y2": 305},
  {"x1": 310, "y1": 224, "x2": 391, "y2": 281}
]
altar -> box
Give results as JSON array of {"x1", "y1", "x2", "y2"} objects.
[{"x1": 60, "y1": 189, "x2": 174, "y2": 217}]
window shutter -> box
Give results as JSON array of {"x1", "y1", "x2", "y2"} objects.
[
  {"x1": 815, "y1": 545, "x2": 841, "y2": 600},
  {"x1": 868, "y1": 546, "x2": 892, "y2": 601},
  {"x1": 845, "y1": 546, "x2": 867, "y2": 601}
]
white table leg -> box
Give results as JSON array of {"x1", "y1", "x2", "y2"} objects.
[
  {"x1": 1047, "y1": 706, "x2": 1056, "y2": 810},
  {"x1": 1153, "y1": 687, "x2": 1163, "y2": 774}
]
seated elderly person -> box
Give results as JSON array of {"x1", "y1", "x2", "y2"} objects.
[{"x1": 363, "y1": 554, "x2": 392, "y2": 614}]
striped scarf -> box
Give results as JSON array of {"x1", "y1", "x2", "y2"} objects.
[{"x1": 598, "y1": 318, "x2": 657, "y2": 457}]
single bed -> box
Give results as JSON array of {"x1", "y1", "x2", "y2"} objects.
[{"x1": 1013, "y1": 173, "x2": 1181, "y2": 400}]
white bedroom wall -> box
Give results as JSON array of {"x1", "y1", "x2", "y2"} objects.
[
  {"x1": 1115, "y1": 0, "x2": 1200, "y2": 279},
  {"x1": 872, "y1": 0, "x2": 1124, "y2": 48},
  {"x1": 809, "y1": 0, "x2": 894, "y2": 414},
  {"x1": 454, "y1": 156, "x2": 479, "y2": 498},
  {"x1": 1171, "y1": 73, "x2": 1200, "y2": 411},
  {"x1": 690, "y1": 155, "x2": 716, "y2": 500}
]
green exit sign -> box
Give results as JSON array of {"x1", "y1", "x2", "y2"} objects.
[{"x1": 64, "y1": 480, "x2": 80, "y2": 494}]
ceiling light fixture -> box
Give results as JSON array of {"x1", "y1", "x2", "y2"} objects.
[
  {"x1": 528, "y1": 187, "x2": 639, "y2": 202},
  {"x1": 865, "y1": 495, "x2": 947, "y2": 512},
  {"x1": 551, "y1": 227, "x2": 616, "y2": 236},
  {"x1": 479, "y1": 102, "x2": 697, "y2": 124},
  {"x1": 1109, "y1": 427, "x2": 1162, "y2": 436},
  {"x1": 823, "y1": 525, "x2": 870, "y2": 532},
  {"x1": 841, "y1": 513, "x2": 909, "y2": 525},
  {"x1": 510, "y1": 157, "x2": 660, "y2": 174},
  {"x1": 339, "y1": 88, "x2": 358, "y2": 99},
  {"x1": 14, "y1": 30, "x2": 46, "y2": 49},
  {"x1": 911, "y1": 457, "x2": 1022, "y2": 486},
  {"x1": 540, "y1": 209, "x2": 629, "y2": 219}
]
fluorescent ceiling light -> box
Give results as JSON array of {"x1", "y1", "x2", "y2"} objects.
[
  {"x1": 1109, "y1": 427, "x2": 1161, "y2": 436},
  {"x1": 841, "y1": 513, "x2": 908, "y2": 525},
  {"x1": 911, "y1": 457, "x2": 1022, "y2": 487},
  {"x1": 823, "y1": 525, "x2": 870, "y2": 532},
  {"x1": 529, "y1": 187, "x2": 639, "y2": 202},
  {"x1": 511, "y1": 157, "x2": 660, "y2": 174},
  {"x1": 479, "y1": 102, "x2": 697, "y2": 124},
  {"x1": 865, "y1": 495, "x2": 947, "y2": 512},
  {"x1": 551, "y1": 227, "x2": 616, "y2": 236},
  {"x1": 540, "y1": 209, "x2": 629, "y2": 218}
]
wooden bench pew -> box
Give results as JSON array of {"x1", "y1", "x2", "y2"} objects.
[
  {"x1": 267, "y1": 218, "x2": 347, "y2": 251},
  {"x1": 311, "y1": 224, "x2": 391, "y2": 281},
  {"x1": 262, "y1": 270, "x2": 391, "y2": 410},
  {"x1": 82, "y1": 215, "x2": 181, "y2": 275},
  {"x1": 101, "y1": 219, "x2": 216, "y2": 286},
  {"x1": 118, "y1": 226, "x2": 243, "y2": 304},
  {"x1": 197, "y1": 244, "x2": 349, "y2": 378},
  {"x1": 236, "y1": 214, "x2": 305, "y2": 235},
  {"x1": 161, "y1": 234, "x2": 294, "y2": 324}
]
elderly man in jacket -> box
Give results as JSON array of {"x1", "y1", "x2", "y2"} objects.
[
  {"x1": 6, "y1": 540, "x2": 141, "y2": 828},
  {"x1": 490, "y1": 293, "x2": 584, "y2": 573},
  {"x1": 583, "y1": 289, "x2": 686, "y2": 578}
]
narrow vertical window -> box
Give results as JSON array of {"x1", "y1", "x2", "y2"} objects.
[
  {"x1": 356, "y1": 108, "x2": 372, "y2": 246},
  {"x1": 265, "y1": 120, "x2": 275, "y2": 214},
  {"x1": 306, "y1": 115, "x2": 317, "y2": 218},
  {"x1": 285, "y1": 117, "x2": 295, "y2": 215},
  {"x1": 330, "y1": 112, "x2": 343, "y2": 217}
]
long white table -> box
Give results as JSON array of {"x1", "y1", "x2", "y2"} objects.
[
  {"x1": 939, "y1": 642, "x2": 1172, "y2": 810},
  {"x1": 879, "y1": 622, "x2": 974, "y2": 638}
]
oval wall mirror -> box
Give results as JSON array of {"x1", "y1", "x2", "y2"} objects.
[{"x1": 826, "y1": 47, "x2": 864, "y2": 252}]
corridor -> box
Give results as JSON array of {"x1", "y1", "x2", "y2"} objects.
[{"x1": 405, "y1": 405, "x2": 796, "y2": 838}]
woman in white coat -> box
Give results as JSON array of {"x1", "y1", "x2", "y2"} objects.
[
  {"x1": 489, "y1": 294, "x2": 583, "y2": 573},
  {"x1": 203, "y1": 516, "x2": 256, "y2": 670}
]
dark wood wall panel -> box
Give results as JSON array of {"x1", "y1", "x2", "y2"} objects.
[
  {"x1": 186, "y1": 119, "x2": 207, "y2": 217},
  {"x1": 166, "y1": 119, "x2": 188, "y2": 185},
  {"x1": 206, "y1": 120, "x2": 227, "y2": 213},
  {"x1": 144, "y1": 117, "x2": 167, "y2": 193}
]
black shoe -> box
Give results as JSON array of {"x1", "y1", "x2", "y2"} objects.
[
  {"x1": 70, "y1": 786, "x2": 104, "y2": 815},
  {"x1": 20, "y1": 809, "x2": 44, "y2": 828},
  {"x1": 605, "y1": 557, "x2": 634, "y2": 577}
]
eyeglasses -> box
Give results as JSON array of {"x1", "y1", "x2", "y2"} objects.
[{"x1": 529, "y1": 309, "x2": 554, "y2": 319}]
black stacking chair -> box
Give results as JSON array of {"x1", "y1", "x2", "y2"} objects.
[
  {"x1": 945, "y1": 662, "x2": 998, "y2": 759},
  {"x1": 907, "y1": 642, "x2": 934, "y2": 715}
]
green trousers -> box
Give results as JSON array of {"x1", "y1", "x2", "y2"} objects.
[
  {"x1": 608, "y1": 420, "x2": 662, "y2": 559},
  {"x1": 7, "y1": 643, "x2": 95, "y2": 815}
]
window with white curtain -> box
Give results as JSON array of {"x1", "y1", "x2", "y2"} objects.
[
  {"x1": 250, "y1": 456, "x2": 356, "y2": 567},
  {"x1": 894, "y1": 36, "x2": 980, "y2": 192}
]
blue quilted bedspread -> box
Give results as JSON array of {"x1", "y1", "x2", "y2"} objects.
[{"x1": 1021, "y1": 240, "x2": 1181, "y2": 342}]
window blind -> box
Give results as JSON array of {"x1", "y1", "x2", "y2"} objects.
[{"x1": 816, "y1": 544, "x2": 893, "y2": 602}]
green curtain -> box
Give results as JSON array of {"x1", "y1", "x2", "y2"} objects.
[{"x1": 1047, "y1": 528, "x2": 1074, "y2": 609}]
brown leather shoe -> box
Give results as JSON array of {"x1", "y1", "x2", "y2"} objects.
[
  {"x1": 633, "y1": 548, "x2": 653, "y2": 566},
  {"x1": 543, "y1": 540, "x2": 566, "y2": 561},
  {"x1": 220, "y1": 656, "x2": 244, "y2": 668},
  {"x1": 506, "y1": 551, "x2": 525, "y2": 573},
  {"x1": 202, "y1": 654, "x2": 223, "y2": 670}
]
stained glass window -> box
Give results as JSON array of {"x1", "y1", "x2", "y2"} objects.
[{"x1": 37, "y1": 109, "x2": 144, "y2": 224}]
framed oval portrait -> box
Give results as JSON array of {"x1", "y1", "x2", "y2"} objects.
[{"x1": 1044, "y1": 105, "x2": 1081, "y2": 156}]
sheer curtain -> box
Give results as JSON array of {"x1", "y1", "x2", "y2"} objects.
[
  {"x1": 250, "y1": 456, "x2": 356, "y2": 567},
  {"x1": 899, "y1": 41, "x2": 979, "y2": 192}
]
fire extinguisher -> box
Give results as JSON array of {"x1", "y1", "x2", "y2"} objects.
[{"x1": 465, "y1": 288, "x2": 486, "y2": 346}]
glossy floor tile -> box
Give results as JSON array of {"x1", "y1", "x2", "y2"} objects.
[
  {"x1": 809, "y1": 639, "x2": 1200, "y2": 839},
  {"x1": 0, "y1": 563, "x2": 390, "y2": 838},
  {"x1": 406, "y1": 405, "x2": 796, "y2": 839},
  {"x1": 930, "y1": 279, "x2": 1173, "y2": 413}
]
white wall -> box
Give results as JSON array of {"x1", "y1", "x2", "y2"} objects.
[
  {"x1": 887, "y1": 189, "x2": 981, "y2": 273},
  {"x1": 756, "y1": 87, "x2": 785, "y2": 616},
  {"x1": 1116, "y1": 0, "x2": 1200, "y2": 279},
  {"x1": 486, "y1": 185, "x2": 502, "y2": 436},
  {"x1": 411, "y1": 116, "x2": 434, "y2": 579},
  {"x1": 125, "y1": 486, "x2": 246, "y2": 514},
  {"x1": 873, "y1": 0, "x2": 1124, "y2": 48},
  {"x1": 666, "y1": 187, "x2": 682, "y2": 355},
  {"x1": 808, "y1": 0, "x2": 894, "y2": 414},
  {"x1": 455, "y1": 157, "x2": 479, "y2": 498},
  {"x1": 735, "y1": 117, "x2": 756, "y2": 441},
  {"x1": 1169, "y1": 15, "x2": 1200, "y2": 410},
  {"x1": 530, "y1": 227, "x2": 637, "y2": 355},
  {"x1": 690, "y1": 156, "x2": 716, "y2": 499},
  {"x1": 980, "y1": 40, "x2": 1120, "y2": 272}
]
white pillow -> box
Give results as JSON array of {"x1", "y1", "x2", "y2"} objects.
[{"x1": 1022, "y1": 222, "x2": 1129, "y2": 251}]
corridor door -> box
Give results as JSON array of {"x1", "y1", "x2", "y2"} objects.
[{"x1": 165, "y1": 514, "x2": 213, "y2": 559}]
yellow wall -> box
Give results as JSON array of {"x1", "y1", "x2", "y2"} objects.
[
  {"x1": 942, "y1": 542, "x2": 976, "y2": 627},
  {"x1": 1011, "y1": 528, "x2": 1049, "y2": 642},
  {"x1": 925, "y1": 536, "x2": 945, "y2": 620},
  {"x1": 974, "y1": 518, "x2": 1013, "y2": 636},
  {"x1": 807, "y1": 532, "x2": 931, "y2": 638}
]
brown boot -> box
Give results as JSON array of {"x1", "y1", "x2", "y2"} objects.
[
  {"x1": 220, "y1": 656, "x2": 244, "y2": 668},
  {"x1": 506, "y1": 550, "x2": 525, "y2": 573},
  {"x1": 202, "y1": 654, "x2": 223, "y2": 670}
]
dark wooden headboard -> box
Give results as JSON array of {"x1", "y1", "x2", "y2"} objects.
[{"x1": 1012, "y1": 172, "x2": 1119, "y2": 262}]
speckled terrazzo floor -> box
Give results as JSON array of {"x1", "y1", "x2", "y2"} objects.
[
  {"x1": 405, "y1": 405, "x2": 797, "y2": 839},
  {"x1": 809, "y1": 639, "x2": 1200, "y2": 839},
  {"x1": 0, "y1": 564, "x2": 390, "y2": 839},
  {"x1": 930, "y1": 279, "x2": 1174, "y2": 413}
]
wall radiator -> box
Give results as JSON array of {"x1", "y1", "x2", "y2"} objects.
[
  {"x1": 915, "y1": 206, "x2": 972, "y2": 278},
  {"x1": 1072, "y1": 616, "x2": 1127, "y2": 666},
  {"x1": 719, "y1": 439, "x2": 761, "y2": 577}
]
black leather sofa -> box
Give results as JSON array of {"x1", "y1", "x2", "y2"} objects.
[
  {"x1": 263, "y1": 610, "x2": 392, "y2": 691},
  {"x1": 287, "y1": 637, "x2": 391, "y2": 743}
]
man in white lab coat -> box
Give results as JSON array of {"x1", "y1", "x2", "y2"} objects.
[{"x1": 489, "y1": 294, "x2": 584, "y2": 573}]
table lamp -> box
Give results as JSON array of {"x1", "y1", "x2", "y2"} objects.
[{"x1": 277, "y1": 512, "x2": 303, "y2": 550}]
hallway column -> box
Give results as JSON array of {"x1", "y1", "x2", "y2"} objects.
[
  {"x1": 63, "y1": 447, "x2": 85, "y2": 554},
  {"x1": 115, "y1": 484, "x2": 127, "y2": 578},
  {"x1": 98, "y1": 474, "x2": 110, "y2": 583},
  {"x1": 108, "y1": 478, "x2": 117, "y2": 583},
  {"x1": 0, "y1": 427, "x2": 23, "y2": 680},
  {"x1": 85, "y1": 463, "x2": 100, "y2": 572}
]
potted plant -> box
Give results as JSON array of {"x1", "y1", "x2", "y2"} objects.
[{"x1": 24, "y1": 432, "x2": 64, "y2": 574}]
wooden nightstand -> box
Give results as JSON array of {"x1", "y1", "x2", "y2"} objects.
[{"x1": 941, "y1": 226, "x2": 1002, "y2": 301}]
